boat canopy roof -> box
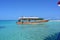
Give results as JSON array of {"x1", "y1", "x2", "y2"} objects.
[{"x1": 18, "y1": 17, "x2": 44, "y2": 20}]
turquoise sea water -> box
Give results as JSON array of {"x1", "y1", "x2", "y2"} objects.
[{"x1": 0, "y1": 20, "x2": 60, "y2": 40}]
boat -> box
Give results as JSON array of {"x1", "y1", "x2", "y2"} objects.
[{"x1": 16, "y1": 16, "x2": 49, "y2": 24}]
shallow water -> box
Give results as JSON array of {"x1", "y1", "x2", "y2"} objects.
[{"x1": 0, "y1": 20, "x2": 60, "y2": 40}]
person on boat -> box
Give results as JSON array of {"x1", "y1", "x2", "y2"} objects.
[{"x1": 22, "y1": 21, "x2": 24, "y2": 24}]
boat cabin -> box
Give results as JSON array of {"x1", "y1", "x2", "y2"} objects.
[
  {"x1": 18, "y1": 17, "x2": 44, "y2": 22},
  {"x1": 17, "y1": 17, "x2": 48, "y2": 24}
]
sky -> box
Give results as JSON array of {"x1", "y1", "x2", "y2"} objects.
[{"x1": 0, "y1": 0, "x2": 60, "y2": 20}]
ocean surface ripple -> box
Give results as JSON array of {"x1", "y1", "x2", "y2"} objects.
[{"x1": 0, "y1": 20, "x2": 60, "y2": 40}]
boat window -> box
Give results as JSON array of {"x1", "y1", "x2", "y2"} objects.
[
  {"x1": 21, "y1": 20, "x2": 28, "y2": 22},
  {"x1": 30, "y1": 20, "x2": 36, "y2": 22}
]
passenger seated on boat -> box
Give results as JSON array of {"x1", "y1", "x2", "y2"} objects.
[
  {"x1": 22, "y1": 21, "x2": 24, "y2": 24},
  {"x1": 28, "y1": 20, "x2": 31, "y2": 22}
]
